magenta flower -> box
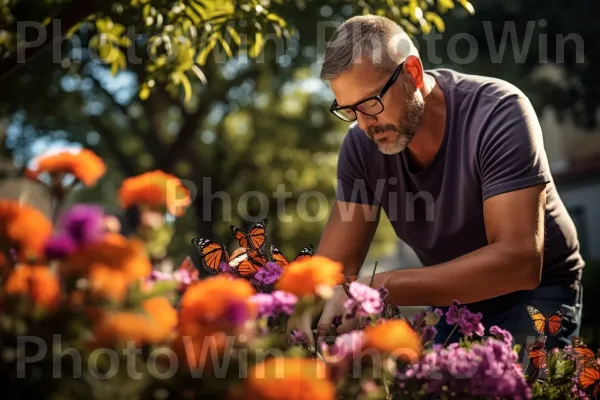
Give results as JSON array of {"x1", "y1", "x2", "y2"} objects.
[
  {"x1": 250, "y1": 293, "x2": 275, "y2": 318},
  {"x1": 445, "y1": 300, "x2": 485, "y2": 337},
  {"x1": 252, "y1": 262, "x2": 283, "y2": 287},
  {"x1": 44, "y1": 234, "x2": 77, "y2": 259},
  {"x1": 343, "y1": 281, "x2": 385, "y2": 318},
  {"x1": 400, "y1": 338, "x2": 531, "y2": 399},
  {"x1": 290, "y1": 330, "x2": 305, "y2": 345},
  {"x1": 59, "y1": 204, "x2": 106, "y2": 244},
  {"x1": 249, "y1": 290, "x2": 297, "y2": 319},
  {"x1": 489, "y1": 325, "x2": 513, "y2": 346}
]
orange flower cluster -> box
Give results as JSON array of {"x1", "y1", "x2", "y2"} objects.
[
  {"x1": 118, "y1": 170, "x2": 191, "y2": 217},
  {"x1": 173, "y1": 275, "x2": 257, "y2": 370},
  {"x1": 276, "y1": 256, "x2": 345, "y2": 298},
  {"x1": 93, "y1": 296, "x2": 177, "y2": 347},
  {"x1": 26, "y1": 148, "x2": 106, "y2": 187},
  {"x1": 233, "y1": 357, "x2": 335, "y2": 400},
  {"x1": 0, "y1": 200, "x2": 53, "y2": 263},
  {"x1": 65, "y1": 233, "x2": 152, "y2": 302},
  {"x1": 362, "y1": 320, "x2": 422, "y2": 361},
  {"x1": 3, "y1": 265, "x2": 61, "y2": 311}
]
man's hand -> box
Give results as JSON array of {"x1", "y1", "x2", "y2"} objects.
[{"x1": 316, "y1": 285, "x2": 354, "y2": 337}]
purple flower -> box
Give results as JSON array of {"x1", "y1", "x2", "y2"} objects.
[
  {"x1": 44, "y1": 234, "x2": 77, "y2": 259},
  {"x1": 489, "y1": 325, "x2": 513, "y2": 346},
  {"x1": 253, "y1": 262, "x2": 283, "y2": 286},
  {"x1": 422, "y1": 325, "x2": 437, "y2": 343},
  {"x1": 250, "y1": 293, "x2": 275, "y2": 318},
  {"x1": 271, "y1": 290, "x2": 297, "y2": 315},
  {"x1": 343, "y1": 282, "x2": 385, "y2": 318},
  {"x1": 320, "y1": 330, "x2": 364, "y2": 380},
  {"x1": 226, "y1": 300, "x2": 250, "y2": 325},
  {"x1": 400, "y1": 337, "x2": 531, "y2": 399},
  {"x1": 59, "y1": 204, "x2": 106, "y2": 244},
  {"x1": 219, "y1": 262, "x2": 234, "y2": 274},
  {"x1": 249, "y1": 290, "x2": 297, "y2": 319},
  {"x1": 445, "y1": 300, "x2": 485, "y2": 337},
  {"x1": 290, "y1": 330, "x2": 305, "y2": 345}
]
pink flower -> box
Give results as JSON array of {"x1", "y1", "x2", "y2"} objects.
[{"x1": 343, "y1": 281, "x2": 385, "y2": 318}]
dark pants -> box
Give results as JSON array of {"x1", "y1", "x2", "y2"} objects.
[{"x1": 433, "y1": 282, "x2": 583, "y2": 352}]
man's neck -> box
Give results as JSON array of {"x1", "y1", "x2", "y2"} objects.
[{"x1": 405, "y1": 74, "x2": 447, "y2": 170}]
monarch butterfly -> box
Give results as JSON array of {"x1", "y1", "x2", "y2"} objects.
[
  {"x1": 230, "y1": 219, "x2": 268, "y2": 252},
  {"x1": 572, "y1": 336, "x2": 596, "y2": 366},
  {"x1": 191, "y1": 238, "x2": 229, "y2": 274},
  {"x1": 526, "y1": 335, "x2": 548, "y2": 370},
  {"x1": 230, "y1": 248, "x2": 267, "y2": 278},
  {"x1": 526, "y1": 305, "x2": 564, "y2": 336},
  {"x1": 577, "y1": 360, "x2": 600, "y2": 396},
  {"x1": 269, "y1": 244, "x2": 314, "y2": 267}
]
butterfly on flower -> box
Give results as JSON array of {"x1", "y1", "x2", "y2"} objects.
[
  {"x1": 176, "y1": 256, "x2": 199, "y2": 281},
  {"x1": 526, "y1": 335, "x2": 548, "y2": 370},
  {"x1": 577, "y1": 358, "x2": 600, "y2": 397},
  {"x1": 229, "y1": 247, "x2": 267, "y2": 278},
  {"x1": 572, "y1": 336, "x2": 597, "y2": 367},
  {"x1": 230, "y1": 219, "x2": 268, "y2": 253},
  {"x1": 526, "y1": 305, "x2": 564, "y2": 336},
  {"x1": 191, "y1": 238, "x2": 230, "y2": 274},
  {"x1": 269, "y1": 244, "x2": 314, "y2": 268}
]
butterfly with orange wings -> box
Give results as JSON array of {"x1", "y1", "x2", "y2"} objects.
[
  {"x1": 191, "y1": 237, "x2": 267, "y2": 278},
  {"x1": 527, "y1": 335, "x2": 548, "y2": 370},
  {"x1": 191, "y1": 238, "x2": 231, "y2": 274},
  {"x1": 269, "y1": 244, "x2": 314, "y2": 268},
  {"x1": 572, "y1": 336, "x2": 597, "y2": 367},
  {"x1": 577, "y1": 358, "x2": 600, "y2": 397},
  {"x1": 526, "y1": 305, "x2": 565, "y2": 336},
  {"x1": 230, "y1": 219, "x2": 268, "y2": 253}
]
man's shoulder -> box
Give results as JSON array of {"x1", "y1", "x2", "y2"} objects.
[{"x1": 428, "y1": 68, "x2": 528, "y2": 104}]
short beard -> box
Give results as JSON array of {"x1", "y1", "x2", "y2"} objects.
[{"x1": 367, "y1": 82, "x2": 425, "y2": 155}]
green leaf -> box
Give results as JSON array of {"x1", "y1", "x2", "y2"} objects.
[
  {"x1": 248, "y1": 32, "x2": 264, "y2": 58},
  {"x1": 196, "y1": 36, "x2": 218, "y2": 65}
]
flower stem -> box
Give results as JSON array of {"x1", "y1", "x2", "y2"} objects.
[
  {"x1": 369, "y1": 260, "x2": 378, "y2": 287},
  {"x1": 443, "y1": 324, "x2": 459, "y2": 347}
]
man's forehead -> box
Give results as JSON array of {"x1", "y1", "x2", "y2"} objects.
[{"x1": 329, "y1": 62, "x2": 389, "y2": 107}]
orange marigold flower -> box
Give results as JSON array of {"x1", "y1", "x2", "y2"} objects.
[
  {"x1": 179, "y1": 275, "x2": 256, "y2": 330},
  {"x1": 276, "y1": 256, "x2": 345, "y2": 298},
  {"x1": 0, "y1": 200, "x2": 53, "y2": 262},
  {"x1": 3, "y1": 265, "x2": 60, "y2": 310},
  {"x1": 171, "y1": 325, "x2": 230, "y2": 372},
  {"x1": 27, "y1": 148, "x2": 106, "y2": 186},
  {"x1": 88, "y1": 264, "x2": 128, "y2": 302},
  {"x1": 362, "y1": 320, "x2": 422, "y2": 362},
  {"x1": 66, "y1": 233, "x2": 151, "y2": 281},
  {"x1": 93, "y1": 296, "x2": 177, "y2": 347},
  {"x1": 234, "y1": 357, "x2": 334, "y2": 400},
  {"x1": 118, "y1": 170, "x2": 191, "y2": 217}
]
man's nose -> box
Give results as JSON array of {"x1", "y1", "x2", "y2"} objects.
[{"x1": 356, "y1": 112, "x2": 377, "y2": 133}]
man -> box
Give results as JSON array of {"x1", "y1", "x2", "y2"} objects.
[{"x1": 294, "y1": 15, "x2": 585, "y2": 349}]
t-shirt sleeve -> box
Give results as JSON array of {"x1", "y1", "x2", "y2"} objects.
[
  {"x1": 336, "y1": 128, "x2": 377, "y2": 205},
  {"x1": 479, "y1": 94, "x2": 552, "y2": 201}
]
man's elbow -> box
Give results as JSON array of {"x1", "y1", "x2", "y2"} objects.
[{"x1": 519, "y1": 249, "x2": 543, "y2": 290}]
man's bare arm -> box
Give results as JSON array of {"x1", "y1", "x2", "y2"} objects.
[
  {"x1": 368, "y1": 184, "x2": 546, "y2": 306},
  {"x1": 317, "y1": 200, "x2": 380, "y2": 277}
]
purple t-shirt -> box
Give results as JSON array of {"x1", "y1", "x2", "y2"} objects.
[{"x1": 336, "y1": 69, "x2": 584, "y2": 310}]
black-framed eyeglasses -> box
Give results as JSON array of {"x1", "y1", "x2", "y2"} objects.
[{"x1": 329, "y1": 62, "x2": 404, "y2": 122}]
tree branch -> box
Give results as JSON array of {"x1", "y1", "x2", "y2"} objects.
[
  {"x1": 158, "y1": 65, "x2": 262, "y2": 173},
  {"x1": 0, "y1": 0, "x2": 98, "y2": 80}
]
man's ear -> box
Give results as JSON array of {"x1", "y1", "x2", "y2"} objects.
[{"x1": 404, "y1": 55, "x2": 424, "y2": 89}]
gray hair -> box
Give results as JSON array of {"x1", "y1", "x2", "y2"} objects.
[{"x1": 320, "y1": 15, "x2": 417, "y2": 81}]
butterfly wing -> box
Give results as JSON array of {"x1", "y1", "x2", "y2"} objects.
[
  {"x1": 230, "y1": 225, "x2": 250, "y2": 249},
  {"x1": 547, "y1": 310, "x2": 564, "y2": 336},
  {"x1": 578, "y1": 363, "x2": 600, "y2": 393},
  {"x1": 292, "y1": 244, "x2": 315, "y2": 263},
  {"x1": 270, "y1": 244, "x2": 289, "y2": 267},
  {"x1": 526, "y1": 305, "x2": 547, "y2": 335},
  {"x1": 234, "y1": 258, "x2": 262, "y2": 278},
  {"x1": 572, "y1": 337, "x2": 596, "y2": 366},
  {"x1": 191, "y1": 238, "x2": 229, "y2": 274},
  {"x1": 246, "y1": 219, "x2": 268, "y2": 251},
  {"x1": 247, "y1": 248, "x2": 267, "y2": 267},
  {"x1": 528, "y1": 348, "x2": 547, "y2": 370}
]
